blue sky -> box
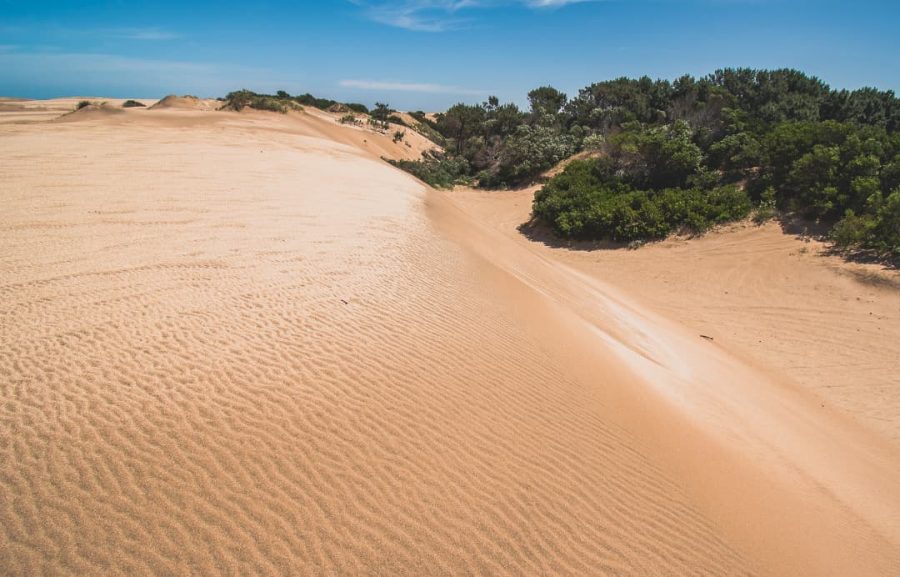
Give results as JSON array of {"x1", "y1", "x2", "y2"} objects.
[{"x1": 1, "y1": 0, "x2": 898, "y2": 110}]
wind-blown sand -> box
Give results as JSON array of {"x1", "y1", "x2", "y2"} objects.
[{"x1": 1, "y1": 99, "x2": 899, "y2": 576}]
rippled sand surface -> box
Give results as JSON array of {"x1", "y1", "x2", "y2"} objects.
[{"x1": 2, "y1": 103, "x2": 899, "y2": 576}]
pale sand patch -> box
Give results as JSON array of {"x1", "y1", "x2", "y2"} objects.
[{"x1": 1, "y1": 103, "x2": 898, "y2": 576}]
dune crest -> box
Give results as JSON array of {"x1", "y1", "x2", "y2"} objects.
[{"x1": 150, "y1": 94, "x2": 218, "y2": 110}]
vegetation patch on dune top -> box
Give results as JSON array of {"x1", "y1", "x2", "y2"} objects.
[
  {"x1": 223, "y1": 89, "x2": 368, "y2": 115},
  {"x1": 222, "y1": 90, "x2": 298, "y2": 113}
]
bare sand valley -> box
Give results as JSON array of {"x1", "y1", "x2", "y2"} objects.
[{"x1": 1, "y1": 98, "x2": 899, "y2": 576}]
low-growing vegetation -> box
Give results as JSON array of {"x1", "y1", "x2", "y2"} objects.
[
  {"x1": 223, "y1": 90, "x2": 296, "y2": 113},
  {"x1": 76, "y1": 100, "x2": 93, "y2": 110},
  {"x1": 339, "y1": 114, "x2": 362, "y2": 126},
  {"x1": 533, "y1": 158, "x2": 751, "y2": 241},
  {"x1": 388, "y1": 155, "x2": 470, "y2": 188},
  {"x1": 223, "y1": 89, "x2": 368, "y2": 115},
  {"x1": 407, "y1": 112, "x2": 446, "y2": 146},
  {"x1": 122, "y1": 100, "x2": 146, "y2": 108}
]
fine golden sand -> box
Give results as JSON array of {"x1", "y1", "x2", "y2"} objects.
[{"x1": 2, "y1": 99, "x2": 899, "y2": 576}]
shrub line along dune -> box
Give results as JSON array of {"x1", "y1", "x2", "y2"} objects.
[{"x1": 382, "y1": 68, "x2": 898, "y2": 262}]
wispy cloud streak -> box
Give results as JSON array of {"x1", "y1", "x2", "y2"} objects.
[
  {"x1": 340, "y1": 78, "x2": 489, "y2": 95},
  {"x1": 111, "y1": 28, "x2": 180, "y2": 41},
  {"x1": 350, "y1": 0, "x2": 596, "y2": 31}
]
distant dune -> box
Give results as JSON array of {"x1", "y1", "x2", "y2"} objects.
[
  {"x1": 56, "y1": 101, "x2": 126, "y2": 121},
  {"x1": 150, "y1": 94, "x2": 219, "y2": 110},
  {"x1": 1, "y1": 98, "x2": 898, "y2": 577}
]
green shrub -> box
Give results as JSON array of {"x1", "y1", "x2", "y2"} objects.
[
  {"x1": 533, "y1": 159, "x2": 751, "y2": 242},
  {"x1": 224, "y1": 90, "x2": 292, "y2": 113},
  {"x1": 388, "y1": 157, "x2": 470, "y2": 188},
  {"x1": 76, "y1": 100, "x2": 92, "y2": 110},
  {"x1": 122, "y1": 100, "x2": 146, "y2": 108},
  {"x1": 872, "y1": 190, "x2": 900, "y2": 258},
  {"x1": 833, "y1": 190, "x2": 900, "y2": 259},
  {"x1": 831, "y1": 210, "x2": 876, "y2": 248},
  {"x1": 607, "y1": 120, "x2": 704, "y2": 189},
  {"x1": 582, "y1": 133, "x2": 605, "y2": 151},
  {"x1": 387, "y1": 114, "x2": 408, "y2": 127},
  {"x1": 294, "y1": 92, "x2": 338, "y2": 109},
  {"x1": 753, "y1": 187, "x2": 778, "y2": 224},
  {"x1": 482, "y1": 124, "x2": 576, "y2": 186}
]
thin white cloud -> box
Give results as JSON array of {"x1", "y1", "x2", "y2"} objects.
[
  {"x1": 112, "y1": 28, "x2": 180, "y2": 41},
  {"x1": 340, "y1": 79, "x2": 488, "y2": 95},
  {"x1": 351, "y1": 0, "x2": 597, "y2": 31}
]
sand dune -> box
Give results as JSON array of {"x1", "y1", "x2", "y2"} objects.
[
  {"x1": 1, "y1": 101, "x2": 899, "y2": 576},
  {"x1": 0, "y1": 98, "x2": 157, "y2": 124},
  {"x1": 150, "y1": 95, "x2": 219, "y2": 110}
]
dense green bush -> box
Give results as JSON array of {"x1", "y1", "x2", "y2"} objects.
[
  {"x1": 482, "y1": 125, "x2": 576, "y2": 186},
  {"x1": 387, "y1": 114, "x2": 407, "y2": 127},
  {"x1": 755, "y1": 121, "x2": 899, "y2": 225},
  {"x1": 346, "y1": 103, "x2": 369, "y2": 114},
  {"x1": 225, "y1": 89, "x2": 370, "y2": 115},
  {"x1": 832, "y1": 189, "x2": 900, "y2": 259},
  {"x1": 607, "y1": 120, "x2": 703, "y2": 189},
  {"x1": 388, "y1": 157, "x2": 470, "y2": 188},
  {"x1": 293, "y1": 92, "x2": 337, "y2": 109},
  {"x1": 122, "y1": 100, "x2": 146, "y2": 108},
  {"x1": 76, "y1": 100, "x2": 92, "y2": 110},
  {"x1": 224, "y1": 90, "x2": 291, "y2": 113},
  {"x1": 533, "y1": 159, "x2": 751, "y2": 242}
]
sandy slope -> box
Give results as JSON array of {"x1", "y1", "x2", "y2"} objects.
[
  {"x1": 449, "y1": 186, "x2": 900, "y2": 445},
  {"x1": 1, "y1": 101, "x2": 899, "y2": 576}
]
